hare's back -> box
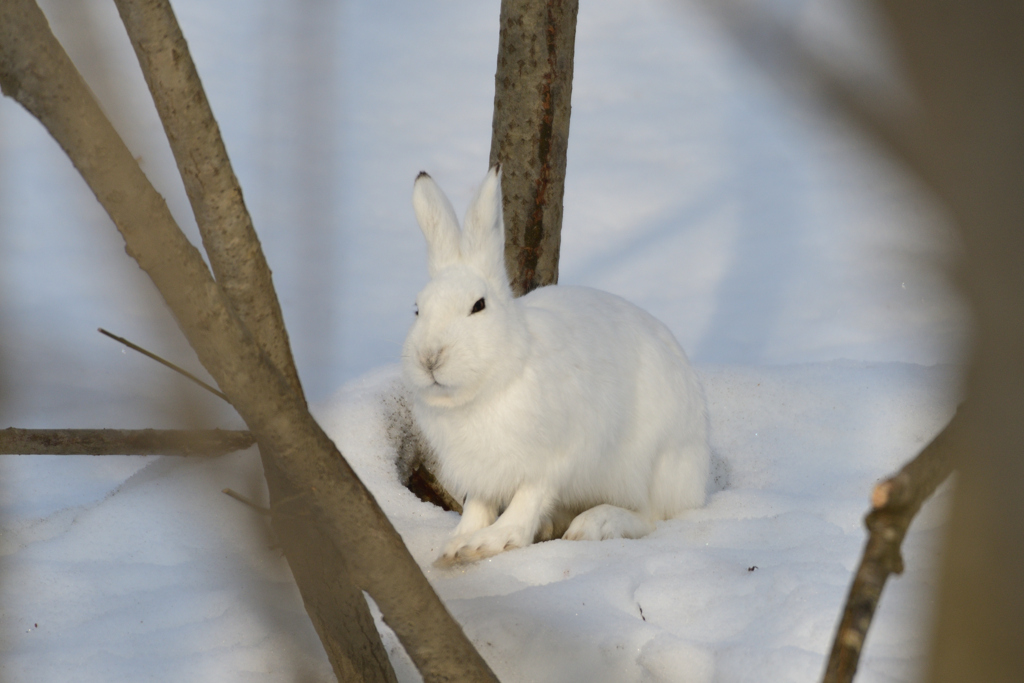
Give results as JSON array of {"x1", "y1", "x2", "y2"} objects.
[
  {"x1": 517, "y1": 284, "x2": 704, "y2": 476},
  {"x1": 520, "y1": 285, "x2": 691, "y2": 369}
]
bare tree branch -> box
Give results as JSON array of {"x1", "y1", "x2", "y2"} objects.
[
  {"x1": 0, "y1": 428, "x2": 253, "y2": 456},
  {"x1": 104, "y1": 3, "x2": 396, "y2": 678},
  {"x1": 822, "y1": 409, "x2": 960, "y2": 683},
  {"x1": 111, "y1": 0, "x2": 305, "y2": 404},
  {"x1": 489, "y1": 0, "x2": 578, "y2": 296},
  {"x1": 0, "y1": 2, "x2": 498, "y2": 681}
]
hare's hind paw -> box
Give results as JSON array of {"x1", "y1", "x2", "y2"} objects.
[{"x1": 563, "y1": 504, "x2": 655, "y2": 541}]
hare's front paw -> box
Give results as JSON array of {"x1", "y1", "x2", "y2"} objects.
[
  {"x1": 563, "y1": 504, "x2": 655, "y2": 541},
  {"x1": 452, "y1": 498, "x2": 499, "y2": 537},
  {"x1": 435, "y1": 524, "x2": 531, "y2": 566}
]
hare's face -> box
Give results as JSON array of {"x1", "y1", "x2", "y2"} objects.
[{"x1": 403, "y1": 266, "x2": 526, "y2": 409}]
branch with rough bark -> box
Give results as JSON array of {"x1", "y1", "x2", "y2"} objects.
[
  {"x1": 822, "y1": 409, "x2": 961, "y2": 683},
  {"x1": 0, "y1": 2, "x2": 497, "y2": 681},
  {"x1": 112, "y1": 0, "x2": 305, "y2": 404},
  {"x1": 102, "y1": 3, "x2": 391, "y2": 676},
  {"x1": 0, "y1": 428, "x2": 253, "y2": 456},
  {"x1": 489, "y1": 0, "x2": 578, "y2": 296}
]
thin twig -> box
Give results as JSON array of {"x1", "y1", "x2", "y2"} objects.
[
  {"x1": 822, "y1": 408, "x2": 961, "y2": 683},
  {"x1": 99, "y1": 328, "x2": 230, "y2": 403},
  {"x1": 222, "y1": 487, "x2": 271, "y2": 515}
]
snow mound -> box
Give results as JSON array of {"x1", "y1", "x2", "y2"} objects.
[
  {"x1": 314, "y1": 361, "x2": 957, "y2": 683},
  {"x1": 0, "y1": 361, "x2": 957, "y2": 682}
]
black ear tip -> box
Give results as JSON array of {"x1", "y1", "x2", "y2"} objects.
[
  {"x1": 493, "y1": 163, "x2": 501, "y2": 174},
  {"x1": 416, "y1": 170, "x2": 430, "y2": 180}
]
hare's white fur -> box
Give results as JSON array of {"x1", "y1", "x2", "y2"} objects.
[{"x1": 403, "y1": 166, "x2": 709, "y2": 565}]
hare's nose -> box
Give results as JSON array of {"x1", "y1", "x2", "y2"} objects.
[{"x1": 422, "y1": 347, "x2": 446, "y2": 373}]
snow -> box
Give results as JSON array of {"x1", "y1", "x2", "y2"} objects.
[
  {"x1": 0, "y1": 0, "x2": 966, "y2": 681},
  {"x1": 321, "y1": 362, "x2": 957, "y2": 683}
]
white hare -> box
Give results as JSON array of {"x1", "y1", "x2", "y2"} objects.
[{"x1": 403, "y1": 165, "x2": 709, "y2": 565}]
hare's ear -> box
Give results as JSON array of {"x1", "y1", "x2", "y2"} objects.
[
  {"x1": 461, "y1": 165, "x2": 508, "y2": 288},
  {"x1": 413, "y1": 171, "x2": 461, "y2": 276}
]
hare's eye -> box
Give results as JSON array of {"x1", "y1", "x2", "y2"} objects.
[
  {"x1": 413, "y1": 304, "x2": 419, "y2": 316},
  {"x1": 470, "y1": 297, "x2": 486, "y2": 315}
]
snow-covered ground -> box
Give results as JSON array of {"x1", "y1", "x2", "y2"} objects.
[{"x1": 0, "y1": 0, "x2": 967, "y2": 681}]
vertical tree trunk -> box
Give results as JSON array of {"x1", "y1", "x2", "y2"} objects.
[
  {"x1": 868, "y1": 2, "x2": 1024, "y2": 682},
  {"x1": 489, "y1": 0, "x2": 578, "y2": 296}
]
